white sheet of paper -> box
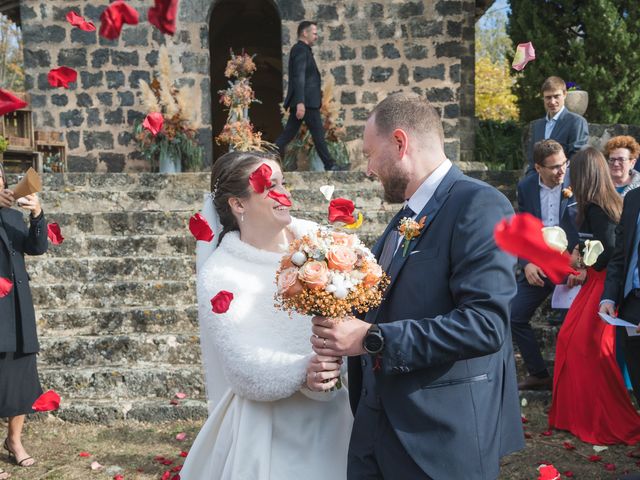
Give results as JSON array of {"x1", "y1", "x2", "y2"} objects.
[
  {"x1": 551, "y1": 285, "x2": 581, "y2": 309},
  {"x1": 598, "y1": 312, "x2": 640, "y2": 336}
]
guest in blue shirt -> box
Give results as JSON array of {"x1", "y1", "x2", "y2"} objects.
[{"x1": 525, "y1": 76, "x2": 589, "y2": 175}]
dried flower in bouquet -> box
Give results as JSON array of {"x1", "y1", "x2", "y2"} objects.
[{"x1": 275, "y1": 228, "x2": 389, "y2": 318}]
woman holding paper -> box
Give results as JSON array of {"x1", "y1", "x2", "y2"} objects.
[
  {"x1": 549, "y1": 147, "x2": 640, "y2": 444},
  {"x1": 0, "y1": 163, "x2": 48, "y2": 473}
]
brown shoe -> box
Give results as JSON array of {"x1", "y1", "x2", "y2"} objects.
[{"x1": 518, "y1": 375, "x2": 552, "y2": 391}]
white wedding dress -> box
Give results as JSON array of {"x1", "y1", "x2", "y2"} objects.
[{"x1": 181, "y1": 218, "x2": 352, "y2": 480}]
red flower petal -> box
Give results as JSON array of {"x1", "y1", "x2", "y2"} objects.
[
  {"x1": 154, "y1": 455, "x2": 165, "y2": 462},
  {"x1": 175, "y1": 392, "x2": 187, "y2": 399},
  {"x1": 267, "y1": 190, "x2": 292, "y2": 207},
  {"x1": 537, "y1": 464, "x2": 561, "y2": 480},
  {"x1": 142, "y1": 112, "x2": 164, "y2": 136},
  {"x1": 175, "y1": 432, "x2": 187, "y2": 441},
  {"x1": 161, "y1": 459, "x2": 173, "y2": 465},
  {"x1": 148, "y1": 0, "x2": 179, "y2": 35},
  {"x1": 0, "y1": 88, "x2": 27, "y2": 116},
  {"x1": 161, "y1": 472, "x2": 171, "y2": 480},
  {"x1": 32, "y1": 389, "x2": 61, "y2": 412},
  {"x1": 604, "y1": 463, "x2": 616, "y2": 471},
  {"x1": 99, "y1": 1, "x2": 140, "y2": 40},
  {"x1": 169, "y1": 399, "x2": 179, "y2": 405},
  {"x1": 563, "y1": 441, "x2": 576, "y2": 450},
  {"x1": 328, "y1": 198, "x2": 356, "y2": 224},
  {"x1": 521, "y1": 415, "x2": 528, "y2": 424},
  {"x1": 189, "y1": 213, "x2": 214, "y2": 242},
  {"x1": 171, "y1": 475, "x2": 181, "y2": 480},
  {"x1": 494, "y1": 213, "x2": 578, "y2": 284},
  {"x1": 588, "y1": 454, "x2": 602, "y2": 462},
  {"x1": 0, "y1": 277, "x2": 13, "y2": 298},
  {"x1": 524, "y1": 432, "x2": 532, "y2": 439},
  {"x1": 563, "y1": 472, "x2": 574, "y2": 478},
  {"x1": 114, "y1": 475, "x2": 124, "y2": 480},
  {"x1": 179, "y1": 451, "x2": 188, "y2": 458},
  {"x1": 47, "y1": 223, "x2": 64, "y2": 244},
  {"x1": 540, "y1": 429, "x2": 553, "y2": 437},
  {"x1": 66, "y1": 11, "x2": 96, "y2": 31},
  {"x1": 249, "y1": 163, "x2": 273, "y2": 194},
  {"x1": 47, "y1": 67, "x2": 77, "y2": 89},
  {"x1": 211, "y1": 291, "x2": 233, "y2": 314},
  {"x1": 79, "y1": 452, "x2": 91, "y2": 457},
  {"x1": 171, "y1": 465, "x2": 183, "y2": 472}
]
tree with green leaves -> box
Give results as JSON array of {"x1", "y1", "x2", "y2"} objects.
[{"x1": 508, "y1": 0, "x2": 640, "y2": 124}]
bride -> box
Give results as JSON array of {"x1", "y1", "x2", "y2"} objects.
[{"x1": 181, "y1": 151, "x2": 352, "y2": 479}]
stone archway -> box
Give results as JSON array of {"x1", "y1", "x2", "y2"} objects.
[{"x1": 209, "y1": 0, "x2": 283, "y2": 160}]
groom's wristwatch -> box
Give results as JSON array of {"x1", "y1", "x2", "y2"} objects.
[{"x1": 363, "y1": 324, "x2": 384, "y2": 354}]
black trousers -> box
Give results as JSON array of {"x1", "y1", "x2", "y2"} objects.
[
  {"x1": 348, "y1": 403, "x2": 432, "y2": 479},
  {"x1": 275, "y1": 107, "x2": 334, "y2": 169},
  {"x1": 618, "y1": 294, "x2": 640, "y2": 405}
]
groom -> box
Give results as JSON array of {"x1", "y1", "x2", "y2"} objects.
[{"x1": 311, "y1": 93, "x2": 524, "y2": 479}]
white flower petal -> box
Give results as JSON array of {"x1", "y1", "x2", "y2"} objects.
[{"x1": 320, "y1": 185, "x2": 335, "y2": 201}]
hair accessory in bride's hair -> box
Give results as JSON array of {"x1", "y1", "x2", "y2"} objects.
[{"x1": 211, "y1": 178, "x2": 220, "y2": 200}]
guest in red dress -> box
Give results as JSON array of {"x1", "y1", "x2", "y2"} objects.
[{"x1": 549, "y1": 147, "x2": 640, "y2": 445}]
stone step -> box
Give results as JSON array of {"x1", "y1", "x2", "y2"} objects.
[
  {"x1": 8, "y1": 171, "x2": 385, "y2": 193},
  {"x1": 27, "y1": 256, "x2": 195, "y2": 283},
  {"x1": 52, "y1": 398, "x2": 208, "y2": 424},
  {"x1": 37, "y1": 306, "x2": 198, "y2": 335},
  {"x1": 39, "y1": 186, "x2": 389, "y2": 213},
  {"x1": 39, "y1": 364, "x2": 205, "y2": 400},
  {"x1": 41, "y1": 234, "x2": 195, "y2": 257},
  {"x1": 32, "y1": 280, "x2": 195, "y2": 309},
  {"x1": 39, "y1": 333, "x2": 200, "y2": 367},
  {"x1": 45, "y1": 209, "x2": 397, "y2": 238}
]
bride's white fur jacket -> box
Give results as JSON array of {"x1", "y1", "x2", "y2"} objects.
[{"x1": 197, "y1": 218, "x2": 334, "y2": 403}]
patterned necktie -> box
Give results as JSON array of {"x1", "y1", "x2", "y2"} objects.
[{"x1": 379, "y1": 205, "x2": 414, "y2": 272}]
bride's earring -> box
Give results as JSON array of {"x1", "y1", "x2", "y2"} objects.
[{"x1": 241, "y1": 213, "x2": 244, "y2": 223}]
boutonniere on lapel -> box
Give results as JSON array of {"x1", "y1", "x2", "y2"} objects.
[
  {"x1": 398, "y1": 216, "x2": 426, "y2": 256},
  {"x1": 562, "y1": 186, "x2": 573, "y2": 199}
]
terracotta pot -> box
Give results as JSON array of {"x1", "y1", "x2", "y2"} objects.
[{"x1": 565, "y1": 90, "x2": 588, "y2": 116}]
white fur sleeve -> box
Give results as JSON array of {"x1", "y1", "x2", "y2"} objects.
[{"x1": 199, "y1": 299, "x2": 312, "y2": 402}]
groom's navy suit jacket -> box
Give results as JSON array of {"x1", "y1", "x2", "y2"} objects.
[{"x1": 348, "y1": 166, "x2": 524, "y2": 479}]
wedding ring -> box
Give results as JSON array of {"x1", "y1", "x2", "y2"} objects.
[{"x1": 323, "y1": 338, "x2": 327, "y2": 349}]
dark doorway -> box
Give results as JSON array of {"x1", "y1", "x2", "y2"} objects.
[{"x1": 209, "y1": 0, "x2": 282, "y2": 161}]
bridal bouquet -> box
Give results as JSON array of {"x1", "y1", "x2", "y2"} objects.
[{"x1": 275, "y1": 228, "x2": 389, "y2": 318}]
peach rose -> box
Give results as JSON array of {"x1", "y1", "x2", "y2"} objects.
[
  {"x1": 298, "y1": 260, "x2": 329, "y2": 290},
  {"x1": 326, "y1": 245, "x2": 358, "y2": 272},
  {"x1": 278, "y1": 267, "x2": 304, "y2": 298},
  {"x1": 362, "y1": 262, "x2": 383, "y2": 287},
  {"x1": 331, "y1": 231, "x2": 356, "y2": 248},
  {"x1": 280, "y1": 254, "x2": 294, "y2": 269}
]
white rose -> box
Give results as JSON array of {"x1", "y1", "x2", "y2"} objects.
[
  {"x1": 583, "y1": 240, "x2": 604, "y2": 266},
  {"x1": 541, "y1": 226, "x2": 568, "y2": 253}
]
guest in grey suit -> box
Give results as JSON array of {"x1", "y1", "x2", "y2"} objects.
[
  {"x1": 310, "y1": 93, "x2": 524, "y2": 479},
  {"x1": 525, "y1": 76, "x2": 589, "y2": 175}
]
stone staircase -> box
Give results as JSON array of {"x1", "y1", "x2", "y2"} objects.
[{"x1": 7, "y1": 169, "x2": 543, "y2": 423}]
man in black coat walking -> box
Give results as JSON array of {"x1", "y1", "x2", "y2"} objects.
[{"x1": 276, "y1": 21, "x2": 337, "y2": 171}]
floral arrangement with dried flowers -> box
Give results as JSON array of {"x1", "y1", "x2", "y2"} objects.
[
  {"x1": 215, "y1": 49, "x2": 274, "y2": 152},
  {"x1": 134, "y1": 46, "x2": 203, "y2": 172},
  {"x1": 282, "y1": 76, "x2": 350, "y2": 171}
]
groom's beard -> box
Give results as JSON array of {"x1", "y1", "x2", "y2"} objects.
[{"x1": 381, "y1": 164, "x2": 410, "y2": 204}]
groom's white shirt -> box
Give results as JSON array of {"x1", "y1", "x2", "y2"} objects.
[{"x1": 394, "y1": 158, "x2": 452, "y2": 251}]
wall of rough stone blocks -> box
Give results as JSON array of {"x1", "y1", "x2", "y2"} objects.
[{"x1": 19, "y1": 0, "x2": 476, "y2": 172}]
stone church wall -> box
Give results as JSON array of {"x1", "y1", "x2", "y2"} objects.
[{"x1": 19, "y1": 0, "x2": 476, "y2": 172}]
